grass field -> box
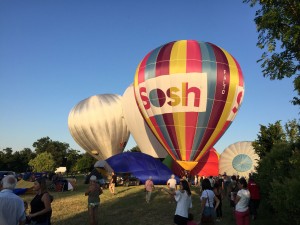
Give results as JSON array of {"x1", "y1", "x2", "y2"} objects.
[{"x1": 21, "y1": 176, "x2": 276, "y2": 225}]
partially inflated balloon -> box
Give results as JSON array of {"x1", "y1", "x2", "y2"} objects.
[
  {"x1": 219, "y1": 141, "x2": 259, "y2": 177},
  {"x1": 122, "y1": 84, "x2": 167, "y2": 158},
  {"x1": 68, "y1": 94, "x2": 130, "y2": 160},
  {"x1": 134, "y1": 40, "x2": 244, "y2": 171}
]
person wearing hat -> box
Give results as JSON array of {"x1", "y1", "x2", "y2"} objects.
[
  {"x1": 85, "y1": 175, "x2": 103, "y2": 225},
  {"x1": 144, "y1": 176, "x2": 154, "y2": 203}
]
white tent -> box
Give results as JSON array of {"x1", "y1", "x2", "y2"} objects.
[{"x1": 55, "y1": 167, "x2": 67, "y2": 174}]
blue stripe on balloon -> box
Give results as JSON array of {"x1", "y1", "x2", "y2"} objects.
[
  {"x1": 153, "y1": 114, "x2": 178, "y2": 159},
  {"x1": 144, "y1": 47, "x2": 161, "y2": 80}
]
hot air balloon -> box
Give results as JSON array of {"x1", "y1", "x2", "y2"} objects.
[
  {"x1": 122, "y1": 84, "x2": 168, "y2": 159},
  {"x1": 68, "y1": 94, "x2": 130, "y2": 160},
  {"x1": 219, "y1": 141, "x2": 259, "y2": 177},
  {"x1": 190, "y1": 148, "x2": 219, "y2": 176},
  {"x1": 134, "y1": 40, "x2": 245, "y2": 171},
  {"x1": 163, "y1": 148, "x2": 219, "y2": 177}
]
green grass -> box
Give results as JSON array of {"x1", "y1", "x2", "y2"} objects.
[{"x1": 21, "y1": 176, "x2": 276, "y2": 225}]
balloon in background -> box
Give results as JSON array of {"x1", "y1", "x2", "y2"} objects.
[
  {"x1": 134, "y1": 40, "x2": 245, "y2": 171},
  {"x1": 219, "y1": 141, "x2": 259, "y2": 177},
  {"x1": 190, "y1": 148, "x2": 219, "y2": 176},
  {"x1": 68, "y1": 94, "x2": 130, "y2": 160},
  {"x1": 122, "y1": 84, "x2": 168, "y2": 159}
]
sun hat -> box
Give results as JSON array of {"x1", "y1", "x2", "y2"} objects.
[{"x1": 90, "y1": 175, "x2": 97, "y2": 181}]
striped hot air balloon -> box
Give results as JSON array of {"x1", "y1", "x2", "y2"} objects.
[{"x1": 134, "y1": 40, "x2": 245, "y2": 171}]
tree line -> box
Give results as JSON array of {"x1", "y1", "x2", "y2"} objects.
[{"x1": 0, "y1": 137, "x2": 140, "y2": 174}]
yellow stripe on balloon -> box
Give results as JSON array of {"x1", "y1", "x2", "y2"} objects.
[
  {"x1": 195, "y1": 49, "x2": 239, "y2": 161},
  {"x1": 173, "y1": 112, "x2": 186, "y2": 160},
  {"x1": 170, "y1": 40, "x2": 187, "y2": 74}
]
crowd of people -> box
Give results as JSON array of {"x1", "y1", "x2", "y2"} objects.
[
  {"x1": 0, "y1": 171, "x2": 260, "y2": 225},
  {"x1": 159, "y1": 172, "x2": 260, "y2": 225}
]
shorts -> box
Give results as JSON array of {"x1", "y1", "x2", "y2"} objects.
[
  {"x1": 88, "y1": 202, "x2": 100, "y2": 208},
  {"x1": 173, "y1": 214, "x2": 188, "y2": 225}
]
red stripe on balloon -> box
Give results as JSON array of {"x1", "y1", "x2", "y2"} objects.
[
  {"x1": 185, "y1": 112, "x2": 198, "y2": 160},
  {"x1": 186, "y1": 40, "x2": 202, "y2": 73},
  {"x1": 138, "y1": 52, "x2": 152, "y2": 84},
  {"x1": 156, "y1": 42, "x2": 174, "y2": 77}
]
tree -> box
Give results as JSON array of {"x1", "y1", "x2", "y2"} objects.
[
  {"x1": 65, "y1": 149, "x2": 81, "y2": 172},
  {"x1": 75, "y1": 153, "x2": 96, "y2": 173},
  {"x1": 32, "y1": 137, "x2": 70, "y2": 167},
  {"x1": 244, "y1": 0, "x2": 300, "y2": 105},
  {"x1": 128, "y1": 146, "x2": 141, "y2": 152},
  {"x1": 252, "y1": 120, "x2": 286, "y2": 158},
  {"x1": 252, "y1": 120, "x2": 300, "y2": 224},
  {"x1": 285, "y1": 119, "x2": 300, "y2": 143},
  {"x1": 28, "y1": 152, "x2": 55, "y2": 172}
]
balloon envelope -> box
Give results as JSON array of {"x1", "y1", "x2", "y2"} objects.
[
  {"x1": 122, "y1": 84, "x2": 167, "y2": 158},
  {"x1": 190, "y1": 148, "x2": 219, "y2": 176},
  {"x1": 219, "y1": 141, "x2": 259, "y2": 177},
  {"x1": 163, "y1": 148, "x2": 219, "y2": 177},
  {"x1": 134, "y1": 40, "x2": 245, "y2": 170},
  {"x1": 106, "y1": 152, "x2": 178, "y2": 184},
  {"x1": 68, "y1": 94, "x2": 130, "y2": 160}
]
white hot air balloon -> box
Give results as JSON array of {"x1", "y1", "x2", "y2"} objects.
[
  {"x1": 219, "y1": 141, "x2": 259, "y2": 177},
  {"x1": 68, "y1": 94, "x2": 130, "y2": 160},
  {"x1": 122, "y1": 84, "x2": 167, "y2": 158}
]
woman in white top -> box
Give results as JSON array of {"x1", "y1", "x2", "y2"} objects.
[
  {"x1": 234, "y1": 177, "x2": 250, "y2": 225},
  {"x1": 199, "y1": 178, "x2": 220, "y2": 223},
  {"x1": 163, "y1": 179, "x2": 192, "y2": 225}
]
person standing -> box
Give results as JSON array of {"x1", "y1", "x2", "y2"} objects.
[
  {"x1": 213, "y1": 182, "x2": 223, "y2": 221},
  {"x1": 167, "y1": 174, "x2": 177, "y2": 203},
  {"x1": 0, "y1": 175, "x2": 26, "y2": 225},
  {"x1": 162, "y1": 179, "x2": 192, "y2": 225},
  {"x1": 199, "y1": 178, "x2": 220, "y2": 224},
  {"x1": 28, "y1": 177, "x2": 53, "y2": 225},
  {"x1": 109, "y1": 171, "x2": 117, "y2": 195},
  {"x1": 235, "y1": 177, "x2": 250, "y2": 225},
  {"x1": 248, "y1": 176, "x2": 260, "y2": 220},
  {"x1": 85, "y1": 175, "x2": 102, "y2": 225},
  {"x1": 145, "y1": 176, "x2": 154, "y2": 203}
]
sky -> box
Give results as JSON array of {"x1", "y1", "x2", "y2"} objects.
[{"x1": 0, "y1": 1, "x2": 298, "y2": 155}]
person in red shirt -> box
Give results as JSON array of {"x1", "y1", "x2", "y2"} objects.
[{"x1": 247, "y1": 176, "x2": 260, "y2": 220}]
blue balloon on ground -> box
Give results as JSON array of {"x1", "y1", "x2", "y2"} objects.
[{"x1": 106, "y1": 152, "x2": 179, "y2": 184}]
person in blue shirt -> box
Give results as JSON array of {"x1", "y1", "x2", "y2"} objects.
[{"x1": 0, "y1": 175, "x2": 26, "y2": 225}]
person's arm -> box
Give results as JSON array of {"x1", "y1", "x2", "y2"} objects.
[
  {"x1": 85, "y1": 184, "x2": 92, "y2": 196},
  {"x1": 214, "y1": 195, "x2": 220, "y2": 210},
  {"x1": 200, "y1": 196, "x2": 207, "y2": 215},
  {"x1": 234, "y1": 194, "x2": 241, "y2": 205},
  {"x1": 18, "y1": 211, "x2": 26, "y2": 225}
]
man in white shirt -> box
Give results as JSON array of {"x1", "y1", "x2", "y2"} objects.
[
  {"x1": 167, "y1": 174, "x2": 177, "y2": 203},
  {"x1": 0, "y1": 175, "x2": 26, "y2": 225}
]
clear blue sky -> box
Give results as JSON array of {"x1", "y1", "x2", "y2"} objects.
[{"x1": 0, "y1": 1, "x2": 298, "y2": 154}]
